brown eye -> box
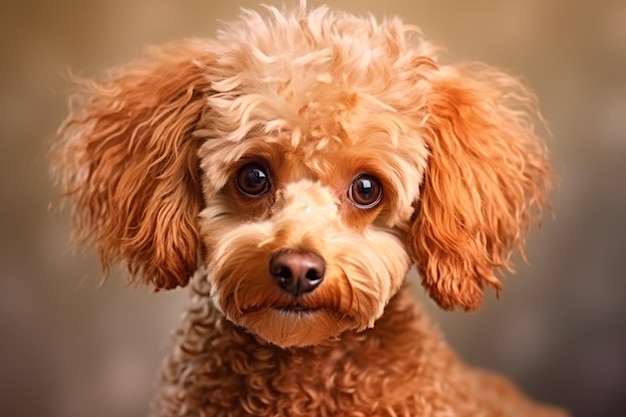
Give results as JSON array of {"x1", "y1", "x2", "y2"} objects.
[
  {"x1": 348, "y1": 174, "x2": 382, "y2": 209},
  {"x1": 236, "y1": 163, "x2": 270, "y2": 196}
]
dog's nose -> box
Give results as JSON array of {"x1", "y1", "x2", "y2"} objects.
[{"x1": 269, "y1": 251, "x2": 325, "y2": 296}]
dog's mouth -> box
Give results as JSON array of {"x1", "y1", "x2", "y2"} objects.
[
  {"x1": 274, "y1": 303, "x2": 318, "y2": 314},
  {"x1": 239, "y1": 302, "x2": 318, "y2": 316}
]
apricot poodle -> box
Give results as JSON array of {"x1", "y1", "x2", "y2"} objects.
[{"x1": 53, "y1": 3, "x2": 568, "y2": 416}]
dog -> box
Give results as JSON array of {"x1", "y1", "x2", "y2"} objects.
[{"x1": 53, "y1": 3, "x2": 568, "y2": 416}]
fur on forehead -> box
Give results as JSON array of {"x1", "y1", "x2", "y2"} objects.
[
  {"x1": 195, "y1": 4, "x2": 434, "y2": 214},
  {"x1": 196, "y1": 3, "x2": 439, "y2": 132}
]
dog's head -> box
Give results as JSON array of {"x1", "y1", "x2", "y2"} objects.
[{"x1": 54, "y1": 5, "x2": 550, "y2": 347}]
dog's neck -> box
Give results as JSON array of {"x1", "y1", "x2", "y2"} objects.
[{"x1": 154, "y1": 274, "x2": 455, "y2": 414}]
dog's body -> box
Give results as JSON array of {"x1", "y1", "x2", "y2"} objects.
[{"x1": 54, "y1": 4, "x2": 567, "y2": 416}]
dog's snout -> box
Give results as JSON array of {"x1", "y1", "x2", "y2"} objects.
[{"x1": 270, "y1": 251, "x2": 325, "y2": 296}]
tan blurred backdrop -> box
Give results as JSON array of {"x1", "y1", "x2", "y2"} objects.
[{"x1": 1, "y1": 0, "x2": 625, "y2": 416}]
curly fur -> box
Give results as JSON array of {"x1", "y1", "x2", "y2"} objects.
[{"x1": 53, "y1": 3, "x2": 566, "y2": 416}]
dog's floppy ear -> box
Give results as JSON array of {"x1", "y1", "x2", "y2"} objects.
[
  {"x1": 54, "y1": 40, "x2": 214, "y2": 289},
  {"x1": 411, "y1": 64, "x2": 551, "y2": 311}
]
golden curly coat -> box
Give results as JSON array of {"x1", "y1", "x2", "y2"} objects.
[{"x1": 53, "y1": 3, "x2": 567, "y2": 416}]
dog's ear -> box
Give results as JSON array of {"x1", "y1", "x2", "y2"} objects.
[
  {"x1": 53, "y1": 40, "x2": 214, "y2": 289},
  {"x1": 410, "y1": 64, "x2": 551, "y2": 311}
]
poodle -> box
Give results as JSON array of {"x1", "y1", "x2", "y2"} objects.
[{"x1": 53, "y1": 3, "x2": 568, "y2": 416}]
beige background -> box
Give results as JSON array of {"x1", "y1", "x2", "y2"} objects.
[{"x1": 1, "y1": 0, "x2": 625, "y2": 416}]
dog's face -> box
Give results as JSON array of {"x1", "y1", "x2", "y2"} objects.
[
  {"x1": 192, "y1": 18, "x2": 435, "y2": 345},
  {"x1": 196, "y1": 89, "x2": 427, "y2": 346},
  {"x1": 54, "y1": 5, "x2": 551, "y2": 348}
]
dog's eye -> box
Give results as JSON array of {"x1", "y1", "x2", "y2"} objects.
[
  {"x1": 236, "y1": 163, "x2": 270, "y2": 196},
  {"x1": 348, "y1": 174, "x2": 382, "y2": 209}
]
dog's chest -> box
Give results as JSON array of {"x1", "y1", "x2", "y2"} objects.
[{"x1": 157, "y1": 288, "x2": 446, "y2": 417}]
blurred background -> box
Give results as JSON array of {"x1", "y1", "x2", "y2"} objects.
[{"x1": 1, "y1": 0, "x2": 624, "y2": 416}]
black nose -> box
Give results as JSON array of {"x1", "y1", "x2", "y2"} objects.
[{"x1": 269, "y1": 251, "x2": 325, "y2": 296}]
